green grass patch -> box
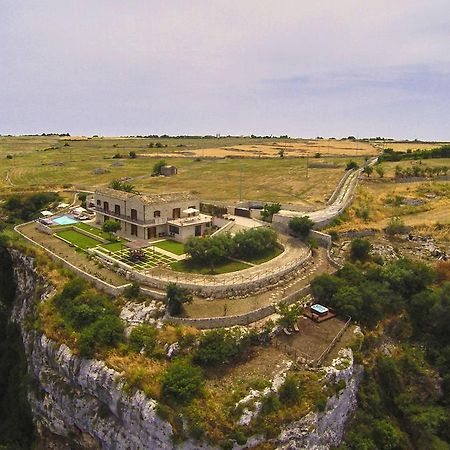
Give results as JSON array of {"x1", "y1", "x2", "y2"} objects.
[
  {"x1": 100, "y1": 241, "x2": 125, "y2": 252},
  {"x1": 153, "y1": 240, "x2": 185, "y2": 255},
  {"x1": 170, "y1": 258, "x2": 250, "y2": 275},
  {"x1": 55, "y1": 229, "x2": 102, "y2": 250},
  {"x1": 75, "y1": 222, "x2": 111, "y2": 240},
  {"x1": 239, "y1": 246, "x2": 283, "y2": 265}
]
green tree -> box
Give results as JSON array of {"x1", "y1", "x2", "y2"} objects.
[
  {"x1": 363, "y1": 166, "x2": 373, "y2": 177},
  {"x1": 375, "y1": 166, "x2": 385, "y2": 178},
  {"x1": 102, "y1": 220, "x2": 121, "y2": 240},
  {"x1": 260, "y1": 203, "x2": 281, "y2": 222},
  {"x1": 346, "y1": 160, "x2": 358, "y2": 170},
  {"x1": 288, "y1": 216, "x2": 314, "y2": 237},
  {"x1": 166, "y1": 283, "x2": 193, "y2": 316},
  {"x1": 129, "y1": 150, "x2": 137, "y2": 158},
  {"x1": 162, "y1": 358, "x2": 204, "y2": 404},
  {"x1": 278, "y1": 149, "x2": 285, "y2": 158},
  {"x1": 277, "y1": 303, "x2": 303, "y2": 329}
]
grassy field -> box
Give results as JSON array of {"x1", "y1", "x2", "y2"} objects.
[
  {"x1": 0, "y1": 135, "x2": 371, "y2": 206},
  {"x1": 374, "y1": 158, "x2": 450, "y2": 178},
  {"x1": 239, "y1": 246, "x2": 283, "y2": 265},
  {"x1": 56, "y1": 229, "x2": 102, "y2": 250},
  {"x1": 153, "y1": 239, "x2": 185, "y2": 255},
  {"x1": 171, "y1": 258, "x2": 251, "y2": 275}
]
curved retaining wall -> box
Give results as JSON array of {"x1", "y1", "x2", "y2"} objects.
[
  {"x1": 166, "y1": 232, "x2": 343, "y2": 329},
  {"x1": 92, "y1": 247, "x2": 313, "y2": 299}
]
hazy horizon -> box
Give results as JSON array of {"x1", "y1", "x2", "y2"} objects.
[{"x1": 1, "y1": 1, "x2": 450, "y2": 140}]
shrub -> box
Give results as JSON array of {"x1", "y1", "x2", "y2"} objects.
[
  {"x1": 260, "y1": 392, "x2": 280, "y2": 415},
  {"x1": 153, "y1": 159, "x2": 166, "y2": 175},
  {"x1": 129, "y1": 324, "x2": 158, "y2": 356},
  {"x1": 279, "y1": 375, "x2": 300, "y2": 406},
  {"x1": 123, "y1": 282, "x2": 141, "y2": 299},
  {"x1": 346, "y1": 160, "x2": 358, "y2": 170},
  {"x1": 385, "y1": 216, "x2": 407, "y2": 236},
  {"x1": 350, "y1": 239, "x2": 372, "y2": 261},
  {"x1": 194, "y1": 329, "x2": 242, "y2": 366},
  {"x1": 166, "y1": 283, "x2": 193, "y2": 316},
  {"x1": 161, "y1": 358, "x2": 204, "y2": 404},
  {"x1": 288, "y1": 216, "x2": 314, "y2": 237},
  {"x1": 129, "y1": 151, "x2": 137, "y2": 158},
  {"x1": 78, "y1": 315, "x2": 124, "y2": 357}
]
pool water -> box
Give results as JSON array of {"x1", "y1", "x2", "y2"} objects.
[
  {"x1": 53, "y1": 215, "x2": 78, "y2": 225},
  {"x1": 311, "y1": 304, "x2": 329, "y2": 314}
]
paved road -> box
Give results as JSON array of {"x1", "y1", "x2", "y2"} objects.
[{"x1": 273, "y1": 158, "x2": 378, "y2": 227}]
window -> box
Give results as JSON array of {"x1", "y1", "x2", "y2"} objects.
[
  {"x1": 115, "y1": 204, "x2": 121, "y2": 215},
  {"x1": 96, "y1": 199, "x2": 101, "y2": 206},
  {"x1": 154, "y1": 210, "x2": 161, "y2": 218},
  {"x1": 169, "y1": 225, "x2": 179, "y2": 235},
  {"x1": 172, "y1": 208, "x2": 181, "y2": 219},
  {"x1": 103, "y1": 201, "x2": 109, "y2": 211},
  {"x1": 131, "y1": 208, "x2": 137, "y2": 220},
  {"x1": 131, "y1": 224, "x2": 138, "y2": 236}
]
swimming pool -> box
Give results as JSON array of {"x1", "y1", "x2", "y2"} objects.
[{"x1": 53, "y1": 215, "x2": 79, "y2": 225}]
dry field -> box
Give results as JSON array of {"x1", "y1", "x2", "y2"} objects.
[
  {"x1": 372, "y1": 141, "x2": 450, "y2": 152},
  {"x1": 1, "y1": 136, "x2": 366, "y2": 206},
  {"x1": 138, "y1": 139, "x2": 378, "y2": 159},
  {"x1": 327, "y1": 180, "x2": 450, "y2": 234}
]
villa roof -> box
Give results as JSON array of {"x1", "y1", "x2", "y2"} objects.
[{"x1": 95, "y1": 187, "x2": 198, "y2": 205}]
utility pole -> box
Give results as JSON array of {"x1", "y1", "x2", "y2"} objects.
[
  {"x1": 305, "y1": 155, "x2": 309, "y2": 179},
  {"x1": 239, "y1": 166, "x2": 243, "y2": 201}
]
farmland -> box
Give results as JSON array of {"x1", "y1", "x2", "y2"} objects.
[{"x1": 0, "y1": 135, "x2": 372, "y2": 206}]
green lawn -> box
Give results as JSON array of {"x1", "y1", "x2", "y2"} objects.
[
  {"x1": 170, "y1": 258, "x2": 250, "y2": 275},
  {"x1": 55, "y1": 229, "x2": 102, "y2": 250},
  {"x1": 239, "y1": 246, "x2": 284, "y2": 265},
  {"x1": 153, "y1": 239, "x2": 185, "y2": 255},
  {"x1": 75, "y1": 222, "x2": 112, "y2": 240},
  {"x1": 100, "y1": 241, "x2": 125, "y2": 252}
]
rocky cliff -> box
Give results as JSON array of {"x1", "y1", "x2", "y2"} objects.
[{"x1": 8, "y1": 249, "x2": 362, "y2": 450}]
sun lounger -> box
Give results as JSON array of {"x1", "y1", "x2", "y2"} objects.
[
  {"x1": 283, "y1": 328, "x2": 292, "y2": 336},
  {"x1": 293, "y1": 323, "x2": 300, "y2": 332}
]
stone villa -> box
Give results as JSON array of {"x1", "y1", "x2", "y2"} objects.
[{"x1": 90, "y1": 188, "x2": 212, "y2": 242}]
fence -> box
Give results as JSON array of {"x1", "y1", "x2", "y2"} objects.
[{"x1": 313, "y1": 316, "x2": 352, "y2": 367}]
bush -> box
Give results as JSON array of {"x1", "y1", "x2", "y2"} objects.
[
  {"x1": 194, "y1": 329, "x2": 242, "y2": 366},
  {"x1": 166, "y1": 283, "x2": 193, "y2": 316},
  {"x1": 350, "y1": 239, "x2": 372, "y2": 261},
  {"x1": 78, "y1": 315, "x2": 124, "y2": 357},
  {"x1": 288, "y1": 216, "x2": 314, "y2": 237},
  {"x1": 346, "y1": 161, "x2": 358, "y2": 170},
  {"x1": 385, "y1": 217, "x2": 407, "y2": 236},
  {"x1": 260, "y1": 393, "x2": 280, "y2": 415},
  {"x1": 279, "y1": 375, "x2": 300, "y2": 406},
  {"x1": 129, "y1": 324, "x2": 158, "y2": 356},
  {"x1": 161, "y1": 358, "x2": 204, "y2": 404},
  {"x1": 153, "y1": 159, "x2": 167, "y2": 175},
  {"x1": 129, "y1": 151, "x2": 137, "y2": 158},
  {"x1": 123, "y1": 282, "x2": 141, "y2": 299}
]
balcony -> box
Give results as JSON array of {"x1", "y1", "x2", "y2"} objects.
[{"x1": 95, "y1": 207, "x2": 167, "y2": 226}]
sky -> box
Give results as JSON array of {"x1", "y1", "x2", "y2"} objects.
[{"x1": 1, "y1": 0, "x2": 450, "y2": 140}]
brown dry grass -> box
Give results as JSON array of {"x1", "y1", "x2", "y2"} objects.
[{"x1": 327, "y1": 181, "x2": 450, "y2": 234}]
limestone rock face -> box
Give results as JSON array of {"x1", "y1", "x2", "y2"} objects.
[
  {"x1": 275, "y1": 349, "x2": 363, "y2": 450},
  {"x1": 10, "y1": 250, "x2": 174, "y2": 450},
  {"x1": 9, "y1": 249, "x2": 362, "y2": 450}
]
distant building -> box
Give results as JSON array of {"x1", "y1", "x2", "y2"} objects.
[
  {"x1": 160, "y1": 165, "x2": 177, "y2": 176},
  {"x1": 92, "y1": 188, "x2": 211, "y2": 242}
]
